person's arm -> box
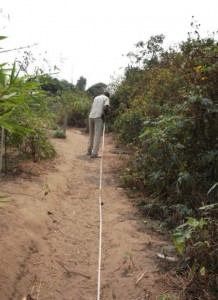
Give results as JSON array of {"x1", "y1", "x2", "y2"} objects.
[
  {"x1": 103, "y1": 105, "x2": 109, "y2": 115},
  {"x1": 103, "y1": 96, "x2": 110, "y2": 115},
  {"x1": 101, "y1": 105, "x2": 109, "y2": 122},
  {"x1": 101, "y1": 96, "x2": 110, "y2": 122}
]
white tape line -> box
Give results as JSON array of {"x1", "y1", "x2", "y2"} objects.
[{"x1": 97, "y1": 123, "x2": 105, "y2": 300}]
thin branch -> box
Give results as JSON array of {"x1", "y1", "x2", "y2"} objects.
[
  {"x1": 56, "y1": 228, "x2": 82, "y2": 243},
  {"x1": 0, "y1": 43, "x2": 38, "y2": 54},
  {"x1": 0, "y1": 188, "x2": 46, "y2": 197},
  {"x1": 135, "y1": 269, "x2": 148, "y2": 286},
  {"x1": 57, "y1": 261, "x2": 91, "y2": 279},
  {"x1": 36, "y1": 278, "x2": 42, "y2": 300}
]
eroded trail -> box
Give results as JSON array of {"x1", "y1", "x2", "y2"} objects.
[{"x1": 0, "y1": 129, "x2": 170, "y2": 300}]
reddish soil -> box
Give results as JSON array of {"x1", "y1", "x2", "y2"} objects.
[{"x1": 0, "y1": 128, "x2": 177, "y2": 300}]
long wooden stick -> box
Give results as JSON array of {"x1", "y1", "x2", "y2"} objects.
[{"x1": 135, "y1": 269, "x2": 148, "y2": 286}]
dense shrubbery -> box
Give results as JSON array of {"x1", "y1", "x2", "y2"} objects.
[
  {"x1": 43, "y1": 76, "x2": 91, "y2": 130},
  {"x1": 48, "y1": 90, "x2": 91, "y2": 130},
  {"x1": 113, "y1": 30, "x2": 218, "y2": 212},
  {"x1": 111, "y1": 26, "x2": 218, "y2": 298},
  {"x1": 0, "y1": 37, "x2": 92, "y2": 168},
  {"x1": 0, "y1": 44, "x2": 56, "y2": 168},
  {"x1": 67, "y1": 92, "x2": 91, "y2": 127}
]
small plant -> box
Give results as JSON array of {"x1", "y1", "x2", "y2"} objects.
[
  {"x1": 0, "y1": 195, "x2": 10, "y2": 203},
  {"x1": 50, "y1": 123, "x2": 59, "y2": 130},
  {"x1": 172, "y1": 200, "x2": 218, "y2": 299},
  {"x1": 158, "y1": 293, "x2": 179, "y2": 300},
  {"x1": 53, "y1": 130, "x2": 66, "y2": 139},
  {"x1": 123, "y1": 251, "x2": 132, "y2": 261},
  {"x1": 122, "y1": 251, "x2": 136, "y2": 270},
  {"x1": 172, "y1": 216, "x2": 208, "y2": 254},
  {"x1": 44, "y1": 183, "x2": 51, "y2": 196}
]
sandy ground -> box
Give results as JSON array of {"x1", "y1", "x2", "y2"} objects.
[{"x1": 0, "y1": 128, "x2": 175, "y2": 300}]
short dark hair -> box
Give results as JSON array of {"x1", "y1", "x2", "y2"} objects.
[{"x1": 104, "y1": 91, "x2": 110, "y2": 98}]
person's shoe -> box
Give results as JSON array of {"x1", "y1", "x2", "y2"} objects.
[{"x1": 90, "y1": 154, "x2": 101, "y2": 158}]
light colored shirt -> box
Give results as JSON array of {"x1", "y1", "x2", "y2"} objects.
[{"x1": 89, "y1": 95, "x2": 110, "y2": 118}]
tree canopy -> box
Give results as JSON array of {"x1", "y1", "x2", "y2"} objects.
[{"x1": 86, "y1": 82, "x2": 107, "y2": 98}]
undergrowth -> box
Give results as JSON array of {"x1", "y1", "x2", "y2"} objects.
[{"x1": 112, "y1": 24, "x2": 218, "y2": 299}]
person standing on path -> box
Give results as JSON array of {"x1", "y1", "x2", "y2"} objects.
[{"x1": 87, "y1": 91, "x2": 110, "y2": 158}]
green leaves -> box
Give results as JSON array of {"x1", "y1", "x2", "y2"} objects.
[
  {"x1": 111, "y1": 27, "x2": 218, "y2": 300},
  {"x1": 172, "y1": 229, "x2": 191, "y2": 253},
  {"x1": 0, "y1": 119, "x2": 15, "y2": 132},
  {"x1": 0, "y1": 194, "x2": 10, "y2": 203},
  {"x1": 177, "y1": 172, "x2": 195, "y2": 191},
  {"x1": 0, "y1": 38, "x2": 56, "y2": 163},
  {"x1": 173, "y1": 217, "x2": 208, "y2": 253}
]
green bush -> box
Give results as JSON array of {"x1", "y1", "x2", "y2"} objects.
[
  {"x1": 49, "y1": 92, "x2": 91, "y2": 129},
  {"x1": 114, "y1": 31, "x2": 218, "y2": 208},
  {"x1": 172, "y1": 201, "x2": 218, "y2": 299},
  {"x1": 113, "y1": 106, "x2": 144, "y2": 145},
  {"x1": 67, "y1": 95, "x2": 91, "y2": 127},
  {"x1": 52, "y1": 130, "x2": 66, "y2": 139},
  {"x1": 7, "y1": 127, "x2": 56, "y2": 162},
  {"x1": 112, "y1": 29, "x2": 218, "y2": 299}
]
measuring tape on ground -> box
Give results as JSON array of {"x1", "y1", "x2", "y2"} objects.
[{"x1": 96, "y1": 123, "x2": 105, "y2": 300}]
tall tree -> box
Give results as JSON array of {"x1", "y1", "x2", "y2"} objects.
[
  {"x1": 76, "y1": 76, "x2": 87, "y2": 91},
  {"x1": 86, "y1": 82, "x2": 107, "y2": 98}
]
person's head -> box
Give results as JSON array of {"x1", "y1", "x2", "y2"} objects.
[{"x1": 104, "y1": 91, "x2": 110, "y2": 98}]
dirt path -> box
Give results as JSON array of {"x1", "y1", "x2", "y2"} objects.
[{"x1": 0, "y1": 128, "x2": 173, "y2": 300}]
